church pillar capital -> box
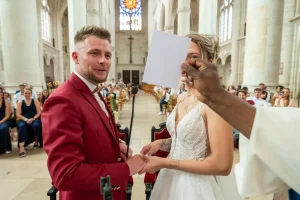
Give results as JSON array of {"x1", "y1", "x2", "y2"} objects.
[
  {"x1": 164, "y1": 25, "x2": 174, "y2": 33},
  {"x1": 242, "y1": 0, "x2": 284, "y2": 91},
  {"x1": 0, "y1": 0, "x2": 43, "y2": 92}
]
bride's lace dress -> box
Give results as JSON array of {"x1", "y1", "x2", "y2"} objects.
[{"x1": 150, "y1": 101, "x2": 226, "y2": 200}]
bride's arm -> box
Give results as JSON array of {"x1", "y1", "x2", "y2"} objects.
[
  {"x1": 158, "y1": 138, "x2": 172, "y2": 152},
  {"x1": 141, "y1": 105, "x2": 233, "y2": 176},
  {"x1": 140, "y1": 138, "x2": 172, "y2": 156}
]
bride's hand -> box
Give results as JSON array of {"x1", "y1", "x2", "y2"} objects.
[
  {"x1": 139, "y1": 155, "x2": 167, "y2": 174},
  {"x1": 140, "y1": 140, "x2": 161, "y2": 156}
]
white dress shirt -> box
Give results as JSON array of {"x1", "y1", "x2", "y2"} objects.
[
  {"x1": 246, "y1": 97, "x2": 269, "y2": 107},
  {"x1": 74, "y1": 71, "x2": 109, "y2": 117}
]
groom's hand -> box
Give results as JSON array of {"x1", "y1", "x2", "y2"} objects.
[
  {"x1": 119, "y1": 143, "x2": 133, "y2": 161},
  {"x1": 139, "y1": 155, "x2": 166, "y2": 174},
  {"x1": 126, "y1": 155, "x2": 146, "y2": 176}
]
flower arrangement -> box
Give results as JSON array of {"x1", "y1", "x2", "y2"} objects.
[
  {"x1": 47, "y1": 81, "x2": 60, "y2": 89},
  {"x1": 113, "y1": 111, "x2": 120, "y2": 123}
]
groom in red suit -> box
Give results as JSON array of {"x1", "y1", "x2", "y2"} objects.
[{"x1": 42, "y1": 26, "x2": 145, "y2": 200}]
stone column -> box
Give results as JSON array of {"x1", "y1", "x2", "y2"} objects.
[
  {"x1": 289, "y1": 21, "x2": 300, "y2": 100},
  {"x1": 177, "y1": 0, "x2": 191, "y2": 36},
  {"x1": 279, "y1": 0, "x2": 296, "y2": 87},
  {"x1": 242, "y1": 0, "x2": 284, "y2": 91},
  {"x1": 0, "y1": 0, "x2": 43, "y2": 92},
  {"x1": 198, "y1": 0, "x2": 217, "y2": 34},
  {"x1": 87, "y1": 0, "x2": 100, "y2": 26},
  {"x1": 108, "y1": 0, "x2": 116, "y2": 80},
  {"x1": 0, "y1": 23, "x2": 4, "y2": 84},
  {"x1": 229, "y1": 0, "x2": 242, "y2": 85},
  {"x1": 68, "y1": 0, "x2": 87, "y2": 73},
  {"x1": 148, "y1": 0, "x2": 155, "y2": 47}
]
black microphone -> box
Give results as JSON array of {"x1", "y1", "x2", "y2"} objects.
[
  {"x1": 126, "y1": 85, "x2": 138, "y2": 158},
  {"x1": 131, "y1": 85, "x2": 138, "y2": 95}
]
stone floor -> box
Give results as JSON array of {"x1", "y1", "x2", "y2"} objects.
[{"x1": 0, "y1": 91, "x2": 287, "y2": 200}]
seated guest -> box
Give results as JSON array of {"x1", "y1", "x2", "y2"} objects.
[
  {"x1": 107, "y1": 87, "x2": 117, "y2": 100},
  {"x1": 274, "y1": 88, "x2": 297, "y2": 107},
  {"x1": 16, "y1": 87, "x2": 42, "y2": 158},
  {"x1": 246, "y1": 88, "x2": 270, "y2": 107},
  {"x1": 0, "y1": 91, "x2": 12, "y2": 154},
  {"x1": 40, "y1": 90, "x2": 50, "y2": 110},
  {"x1": 177, "y1": 84, "x2": 187, "y2": 95},
  {"x1": 261, "y1": 90, "x2": 268, "y2": 100},
  {"x1": 4, "y1": 92, "x2": 17, "y2": 141},
  {"x1": 259, "y1": 83, "x2": 271, "y2": 102},
  {"x1": 237, "y1": 90, "x2": 255, "y2": 105},
  {"x1": 158, "y1": 87, "x2": 170, "y2": 115},
  {"x1": 272, "y1": 85, "x2": 284, "y2": 105},
  {"x1": 13, "y1": 83, "x2": 26, "y2": 110},
  {"x1": 100, "y1": 84, "x2": 108, "y2": 97},
  {"x1": 242, "y1": 86, "x2": 250, "y2": 97}
]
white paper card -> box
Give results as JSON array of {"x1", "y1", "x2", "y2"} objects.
[{"x1": 142, "y1": 31, "x2": 191, "y2": 89}]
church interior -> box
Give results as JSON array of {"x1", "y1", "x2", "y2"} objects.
[{"x1": 0, "y1": 0, "x2": 300, "y2": 199}]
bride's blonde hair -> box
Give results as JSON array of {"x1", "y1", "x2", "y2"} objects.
[{"x1": 185, "y1": 33, "x2": 219, "y2": 61}]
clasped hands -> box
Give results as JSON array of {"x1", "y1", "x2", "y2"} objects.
[{"x1": 120, "y1": 141, "x2": 166, "y2": 176}]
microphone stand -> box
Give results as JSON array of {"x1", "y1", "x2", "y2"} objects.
[
  {"x1": 126, "y1": 85, "x2": 138, "y2": 158},
  {"x1": 100, "y1": 175, "x2": 113, "y2": 200}
]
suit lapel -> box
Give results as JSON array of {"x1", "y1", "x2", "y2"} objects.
[
  {"x1": 70, "y1": 73, "x2": 118, "y2": 144},
  {"x1": 98, "y1": 93, "x2": 119, "y2": 140},
  {"x1": 81, "y1": 90, "x2": 118, "y2": 144}
]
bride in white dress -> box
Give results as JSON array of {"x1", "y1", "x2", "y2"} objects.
[{"x1": 140, "y1": 33, "x2": 236, "y2": 200}]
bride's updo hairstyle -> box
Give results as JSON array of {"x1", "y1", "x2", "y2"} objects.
[{"x1": 185, "y1": 33, "x2": 219, "y2": 62}]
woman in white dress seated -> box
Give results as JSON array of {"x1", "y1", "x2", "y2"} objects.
[{"x1": 140, "y1": 33, "x2": 235, "y2": 200}]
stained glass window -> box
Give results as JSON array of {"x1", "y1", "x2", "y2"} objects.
[
  {"x1": 41, "y1": 0, "x2": 51, "y2": 43},
  {"x1": 219, "y1": 0, "x2": 233, "y2": 42},
  {"x1": 120, "y1": 0, "x2": 142, "y2": 31}
]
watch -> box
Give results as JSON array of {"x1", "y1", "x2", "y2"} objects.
[{"x1": 24, "y1": 118, "x2": 28, "y2": 122}]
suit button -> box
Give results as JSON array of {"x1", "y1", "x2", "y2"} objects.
[{"x1": 117, "y1": 157, "x2": 121, "y2": 161}]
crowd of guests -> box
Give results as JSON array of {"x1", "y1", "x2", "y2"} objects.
[
  {"x1": 225, "y1": 83, "x2": 297, "y2": 108},
  {"x1": 225, "y1": 83, "x2": 298, "y2": 145},
  {"x1": 0, "y1": 83, "x2": 49, "y2": 157}
]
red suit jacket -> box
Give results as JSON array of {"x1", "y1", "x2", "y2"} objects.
[{"x1": 42, "y1": 73, "x2": 129, "y2": 200}]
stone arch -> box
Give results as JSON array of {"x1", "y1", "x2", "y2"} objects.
[
  {"x1": 223, "y1": 53, "x2": 231, "y2": 65},
  {"x1": 44, "y1": 54, "x2": 51, "y2": 65}
]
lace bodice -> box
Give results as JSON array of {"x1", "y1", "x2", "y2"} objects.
[{"x1": 166, "y1": 102, "x2": 208, "y2": 160}]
